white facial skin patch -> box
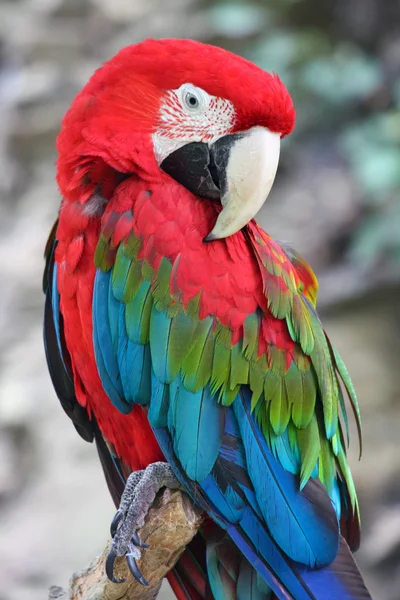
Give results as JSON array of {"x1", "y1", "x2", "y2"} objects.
[{"x1": 153, "y1": 83, "x2": 236, "y2": 164}]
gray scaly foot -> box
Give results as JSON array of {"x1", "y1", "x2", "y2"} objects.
[{"x1": 106, "y1": 462, "x2": 183, "y2": 585}]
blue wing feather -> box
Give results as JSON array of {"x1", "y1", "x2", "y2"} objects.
[
  {"x1": 94, "y1": 270, "x2": 151, "y2": 408},
  {"x1": 234, "y1": 389, "x2": 339, "y2": 568},
  {"x1": 92, "y1": 266, "x2": 371, "y2": 600}
]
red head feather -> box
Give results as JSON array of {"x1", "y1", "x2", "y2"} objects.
[{"x1": 57, "y1": 39, "x2": 295, "y2": 204}]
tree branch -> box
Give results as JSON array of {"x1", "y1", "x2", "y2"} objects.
[{"x1": 49, "y1": 489, "x2": 203, "y2": 600}]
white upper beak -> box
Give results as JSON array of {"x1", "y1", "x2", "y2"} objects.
[{"x1": 205, "y1": 126, "x2": 281, "y2": 240}]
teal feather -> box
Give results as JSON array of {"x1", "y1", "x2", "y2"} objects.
[
  {"x1": 149, "y1": 306, "x2": 172, "y2": 383},
  {"x1": 93, "y1": 272, "x2": 123, "y2": 396},
  {"x1": 148, "y1": 371, "x2": 169, "y2": 427},
  {"x1": 269, "y1": 429, "x2": 301, "y2": 475},
  {"x1": 125, "y1": 341, "x2": 151, "y2": 405},
  {"x1": 167, "y1": 377, "x2": 225, "y2": 482},
  {"x1": 92, "y1": 270, "x2": 131, "y2": 413},
  {"x1": 237, "y1": 559, "x2": 273, "y2": 600},
  {"x1": 206, "y1": 536, "x2": 237, "y2": 600},
  {"x1": 330, "y1": 479, "x2": 342, "y2": 518},
  {"x1": 114, "y1": 290, "x2": 151, "y2": 405},
  {"x1": 108, "y1": 272, "x2": 120, "y2": 353},
  {"x1": 117, "y1": 304, "x2": 132, "y2": 402}
]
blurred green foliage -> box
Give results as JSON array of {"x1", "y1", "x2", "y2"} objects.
[{"x1": 207, "y1": 0, "x2": 400, "y2": 269}]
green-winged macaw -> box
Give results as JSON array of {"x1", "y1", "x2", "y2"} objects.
[{"x1": 43, "y1": 38, "x2": 371, "y2": 600}]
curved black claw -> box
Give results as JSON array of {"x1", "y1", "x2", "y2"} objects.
[
  {"x1": 110, "y1": 510, "x2": 124, "y2": 537},
  {"x1": 131, "y1": 530, "x2": 149, "y2": 549},
  {"x1": 126, "y1": 553, "x2": 149, "y2": 586},
  {"x1": 106, "y1": 547, "x2": 126, "y2": 584}
]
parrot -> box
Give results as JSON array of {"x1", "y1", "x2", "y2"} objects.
[{"x1": 43, "y1": 38, "x2": 372, "y2": 600}]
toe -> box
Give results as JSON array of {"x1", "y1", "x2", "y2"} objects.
[
  {"x1": 110, "y1": 510, "x2": 124, "y2": 537},
  {"x1": 131, "y1": 530, "x2": 149, "y2": 549},
  {"x1": 105, "y1": 547, "x2": 126, "y2": 584},
  {"x1": 126, "y1": 553, "x2": 149, "y2": 586}
]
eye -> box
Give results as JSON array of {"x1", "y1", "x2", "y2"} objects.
[
  {"x1": 184, "y1": 91, "x2": 200, "y2": 110},
  {"x1": 179, "y1": 84, "x2": 208, "y2": 112}
]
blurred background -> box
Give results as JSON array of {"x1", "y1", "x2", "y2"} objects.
[{"x1": 0, "y1": 0, "x2": 399, "y2": 598}]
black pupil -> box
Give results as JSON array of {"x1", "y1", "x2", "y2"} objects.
[{"x1": 189, "y1": 95, "x2": 197, "y2": 106}]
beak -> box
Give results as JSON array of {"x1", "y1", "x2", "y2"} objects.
[{"x1": 160, "y1": 126, "x2": 281, "y2": 240}]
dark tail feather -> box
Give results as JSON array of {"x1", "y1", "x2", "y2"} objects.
[
  {"x1": 339, "y1": 478, "x2": 361, "y2": 552},
  {"x1": 168, "y1": 550, "x2": 207, "y2": 600},
  {"x1": 293, "y1": 536, "x2": 372, "y2": 600},
  {"x1": 228, "y1": 519, "x2": 371, "y2": 600},
  {"x1": 205, "y1": 523, "x2": 274, "y2": 600}
]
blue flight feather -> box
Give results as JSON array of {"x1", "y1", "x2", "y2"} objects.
[
  {"x1": 206, "y1": 533, "x2": 239, "y2": 600},
  {"x1": 154, "y1": 404, "x2": 316, "y2": 599},
  {"x1": 218, "y1": 411, "x2": 264, "y2": 520},
  {"x1": 233, "y1": 389, "x2": 339, "y2": 568},
  {"x1": 92, "y1": 321, "x2": 131, "y2": 413},
  {"x1": 152, "y1": 413, "x2": 371, "y2": 599}
]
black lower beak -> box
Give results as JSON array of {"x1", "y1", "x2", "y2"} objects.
[
  {"x1": 160, "y1": 134, "x2": 243, "y2": 201},
  {"x1": 160, "y1": 142, "x2": 220, "y2": 200}
]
